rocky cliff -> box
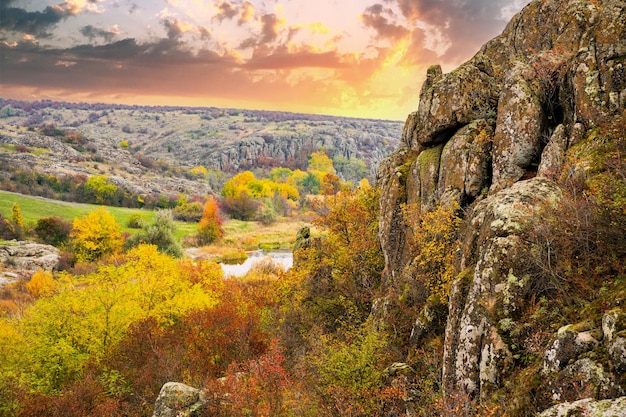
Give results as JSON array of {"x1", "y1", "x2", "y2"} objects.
[{"x1": 377, "y1": 0, "x2": 626, "y2": 413}]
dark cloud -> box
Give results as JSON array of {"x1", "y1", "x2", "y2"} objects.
[
  {"x1": 237, "y1": 1, "x2": 254, "y2": 25},
  {"x1": 198, "y1": 26, "x2": 211, "y2": 40},
  {"x1": 361, "y1": 3, "x2": 408, "y2": 41},
  {"x1": 215, "y1": 1, "x2": 238, "y2": 22},
  {"x1": 161, "y1": 18, "x2": 186, "y2": 40},
  {"x1": 0, "y1": 36, "x2": 340, "y2": 109},
  {"x1": 0, "y1": 2, "x2": 65, "y2": 36},
  {"x1": 260, "y1": 13, "x2": 281, "y2": 43},
  {"x1": 80, "y1": 25, "x2": 118, "y2": 42},
  {"x1": 391, "y1": 0, "x2": 529, "y2": 62},
  {"x1": 0, "y1": 36, "x2": 239, "y2": 93},
  {"x1": 212, "y1": 0, "x2": 254, "y2": 25},
  {"x1": 244, "y1": 48, "x2": 346, "y2": 70},
  {"x1": 238, "y1": 13, "x2": 281, "y2": 49}
]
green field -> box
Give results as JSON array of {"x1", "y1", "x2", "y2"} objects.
[
  {"x1": 0, "y1": 190, "x2": 311, "y2": 248},
  {"x1": 0, "y1": 190, "x2": 196, "y2": 238}
]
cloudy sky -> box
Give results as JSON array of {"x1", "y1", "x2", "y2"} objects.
[{"x1": 0, "y1": 0, "x2": 530, "y2": 120}]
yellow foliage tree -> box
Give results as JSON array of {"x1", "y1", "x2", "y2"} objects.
[
  {"x1": 26, "y1": 270, "x2": 56, "y2": 298},
  {"x1": 4, "y1": 245, "x2": 224, "y2": 393},
  {"x1": 11, "y1": 203, "x2": 23, "y2": 229},
  {"x1": 84, "y1": 175, "x2": 118, "y2": 204},
  {"x1": 308, "y1": 149, "x2": 336, "y2": 175},
  {"x1": 71, "y1": 207, "x2": 123, "y2": 263},
  {"x1": 402, "y1": 203, "x2": 462, "y2": 302},
  {"x1": 191, "y1": 165, "x2": 208, "y2": 177},
  {"x1": 222, "y1": 171, "x2": 256, "y2": 198}
]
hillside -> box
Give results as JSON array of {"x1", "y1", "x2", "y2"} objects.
[{"x1": 0, "y1": 101, "x2": 401, "y2": 201}]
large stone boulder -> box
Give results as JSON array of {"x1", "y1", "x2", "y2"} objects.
[
  {"x1": 604, "y1": 310, "x2": 626, "y2": 374},
  {"x1": 490, "y1": 62, "x2": 546, "y2": 192},
  {"x1": 152, "y1": 382, "x2": 207, "y2": 417},
  {"x1": 542, "y1": 359, "x2": 619, "y2": 404},
  {"x1": 0, "y1": 241, "x2": 59, "y2": 273},
  {"x1": 403, "y1": 62, "x2": 499, "y2": 149},
  {"x1": 543, "y1": 322, "x2": 602, "y2": 374},
  {"x1": 539, "y1": 396, "x2": 626, "y2": 417},
  {"x1": 443, "y1": 177, "x2": 562, "y2": 396}
]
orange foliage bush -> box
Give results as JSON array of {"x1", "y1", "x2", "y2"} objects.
[{"x1": 197, "y1": 197, "x2": 224, "y2": 244}]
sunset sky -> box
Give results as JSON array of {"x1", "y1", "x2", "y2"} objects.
[{"x1": 0, "y1": 0, "x2": 530, "y2": 120}]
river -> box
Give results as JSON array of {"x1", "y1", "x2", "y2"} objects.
[{"x1": 220, "y1": 250, "x2": 293, "y2": 277}]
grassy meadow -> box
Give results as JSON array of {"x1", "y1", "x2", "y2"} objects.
[{"x1": 0, "y1": 190, "x2": 311, "y2": 250}]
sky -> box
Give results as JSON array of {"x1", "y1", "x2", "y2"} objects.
[{"x1": 0, "y1": 0, "x2": 531, "y2": 120}]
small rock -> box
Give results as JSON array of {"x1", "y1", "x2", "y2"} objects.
[
  {"x1": 543, "y1": 325, "x2": 600, "y2": 374},
  {"x1": 543, "y1": 359, "x2": 618, "y2": 404},
  {"x1": 603, "y1": 310, "x2": 626, "y2": 343},
  {"x1": 608, "y1": 335, "x2": 626, "y2": 374},
  {"x1": 152, "y1": 382, "x2": 207, "y2": 417},
  {"x1": 0, "y1": 241, "x2": 60, "y2": 278}
]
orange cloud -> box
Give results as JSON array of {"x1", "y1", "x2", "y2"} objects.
[{"x1": 0, "y1": 0, "x2": 529, "y2": 119}]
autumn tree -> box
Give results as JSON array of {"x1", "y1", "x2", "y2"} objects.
[
  {"x1": 198, "y1": 197, "x2": 224, "y2": 245},
  {"x1": 402, "y1": 203, "x2": 462, "y2": 303},
  {"x1": 284, "y1": 183, "x2": 384, "y2": 340},
  {"x1": 308, "y1": 324, "x2": 391, "y2": 416},
  {"x1": 308, "y1": 149, "x2": 336, "y2": 175},
  {"x1": 11, "y1": 203, "x2": 23, "y2": 230},
  {"x1": 315, "y1": 184, "x2": 384, "y2": 310},
  {"x1": 84, "y1": 175, "x2": 118, "y2": 205},
  {"x1": 221, "y1": 170, "x2": 300, "y2": 220},
  {"x1": 0, "y1": 245, "x2": 224, "y2": 396},
  {"x1": 71, "y1": 207, "x2": 124, "y2": 262},
  {"x1": 25, "y1": 270, "x2": 56, "y2": 298},
  {"x1": 222, "y1": 171, "x2": 256, "y2": 199}
]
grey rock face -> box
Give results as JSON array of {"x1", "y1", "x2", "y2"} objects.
[
  {"x1": 543, "y1": 323, "x2": 601, "y2": 374},
  {"x1": 443, "y1": 178, "x2": 562, "y2": 396},
  {"x1": 539, "y1": 396, "x2": 626, "y2": 417},
  {"x1": 376, "y1": 0, "x2": 626, "y2": 404},
  {"x1": 490, "y1": 62, "x2": 546, "y2": 192},
  {"x1": 152, "y1": 382, "x2": 207, "y2": 417},
  {"x1": 544, "y1": 358, "x2": 619, "y2": 405},
  {"x1": 0, "y1": 241, "x2": 60, "y2": 273}
]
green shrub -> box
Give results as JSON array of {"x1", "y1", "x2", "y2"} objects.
[
  {"x1": 126, "y1": 214, "x2": 145, "y2": 229},
  {"x1": 35, "y1": 217, "x2": 72, "y2": 247}
]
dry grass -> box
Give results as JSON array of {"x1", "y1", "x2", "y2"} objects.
[{"x1": 212, "y1": 216, "x2": 318, "y2": 251}]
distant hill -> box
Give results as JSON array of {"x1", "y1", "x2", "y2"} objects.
[{"x1": 0, "y1": 99, "x2": 402, "y2": 201}]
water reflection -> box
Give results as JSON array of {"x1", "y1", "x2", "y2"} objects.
[{"x1": 220, "y1": 250, "x2": 293, "y2": 277}]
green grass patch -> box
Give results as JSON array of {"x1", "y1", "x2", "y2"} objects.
[
  {"x1": 0, "y1": 191, "x2": 314, "y2": 249},
  {"x1": 0, "y1": 190, "x2": 166, "y2": 235},
  {"x1": 0, "y1": 144, "x2": 49, "y2": 156},
  {"x1": 218, "y1": 248, "x2": 248, "y2": 264}
]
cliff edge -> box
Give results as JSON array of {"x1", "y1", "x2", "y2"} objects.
[{"x1": 377, "y1": 0, "x2": 626, "y2": 413}]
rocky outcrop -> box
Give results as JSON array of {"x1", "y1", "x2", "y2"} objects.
[
  {"x1": 539, "y1": 396, "x2": 626, "y2": 417},
  {"x1": 152, "y1": 382, "x2": 207, "y2": 417},
  {"x1": 202, "y1": 129, "x2": 398, "y2": 177},
  {"x1": 543, "y1": 322, "x2": 602, "y2": 374},
  {"x1": 0, "y1": 241, "x2": 60, "y2": 286},
  {"x1": 443, "y1": 177, "x2": 562, "y2": 395},
  {"x1": 0, "y1": 241, "x2": 59, "y2": 270},
  {"x1": 376, "y1": 0, "x2": 626, "y2": 411}
]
